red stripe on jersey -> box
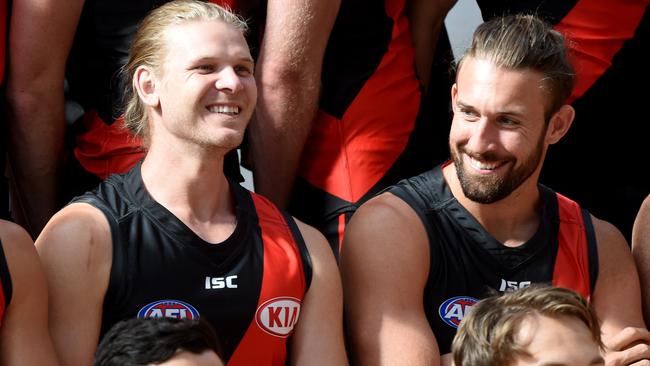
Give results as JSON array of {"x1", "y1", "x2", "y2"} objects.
[
  {"x1": 228, "y1": 193, "x2": 307, "y2": 365},
  {"x1": 74, "y1": 111, "x2": 144, "y2": 179},
  {"x1": 555, "y1": 0, "x2": 647, "y2": 103},
  {"x1": 552, "y1": 192, "x2": 592, "y2": 300},
  {"x1": 337, "y1": 213, "x2": 346, "y2": 254},
  {"x1": 298, "y1": 0, "x2": 420, "y2": 202}
]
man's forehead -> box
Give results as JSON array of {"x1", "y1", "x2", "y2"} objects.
[{"x1": 161, "y1": 20, "x2": 251, "y2": 60}]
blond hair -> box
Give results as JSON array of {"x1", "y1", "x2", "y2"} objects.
[
  {"x1": 452, "y1": 286, "x2": 602, "y2": 366},
  {"x1": 121, "y1": 0, "x2": 248, "y2": 144}
]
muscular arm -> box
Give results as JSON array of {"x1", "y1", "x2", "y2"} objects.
[
  {"x1": 632, "y1": 195, "x2": 650, "y2": 324},
  {"x1": 35, "y1": 204, "x2": 112, "y2": 366},
  {"x1": 5, "y1": 0, "x2": 84, "y2": 237},
  {"x1": 590, "y1": 216, "x2": 650, "y2": 363},
  {"x1": 0, "y1": 221, "x2": 58, "y2": 365},
  {"x1": 289, "y1": 220, "x2": 347, "y2": 365},
  {"x1": 406, "y1": 0, "x2": 457, "y2": 92},
  {"x1": 340, "y1": 193, "x2": 440, "y2": 365},
  {"x1": 248, "y1": 0, "x2": 340, "y2": 208}
]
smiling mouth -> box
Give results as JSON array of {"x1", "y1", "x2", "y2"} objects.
[
  {"x1": 467, "y1": 155, "x2": 506, "y2": 171},
  {"x1": 207, "y1": 105, "x2": 240, "y2": 115}
]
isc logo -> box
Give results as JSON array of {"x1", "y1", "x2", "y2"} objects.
[
  {"x1": 137, "y1": 300, "x2": 200, "y2": 320},
  {"x1": 438, "y1": 296, "x2": 478, "y2": 329},
  {"x1": 255, "y1": 297, "x2": 301, "y2": 337},
  {"x1": 204, "y1": 275, "x2": 238, "y2": 289},
  {"x1": 498, "y1": 279, "x2": 531, "y2": 292}
]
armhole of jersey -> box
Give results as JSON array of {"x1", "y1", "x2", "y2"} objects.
[
  {"x1": 282, "y1": 211, "x2": 313, "y2": 292},
  {"x1": 387, "y1": 185, "x2": 437, "y2": 243},
  {"x1": 0, "y1": 240, "x2": 12, "y2": 310},
  {"x1": 581, "y1": 209, "x2": 599, "y2": 294}
]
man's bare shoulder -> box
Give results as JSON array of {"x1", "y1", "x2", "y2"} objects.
[
  {"x1": 590, "y1": 213, "x2": 631, "y2": 280},
  {"x1": 347, "y1": 192, "x2": 427, "y2": 247},
  {"x1": 341, "y1": 192, "x2": 430, "y2": 280},
  {"x1": 42, "y1": 202, "x2": 110, "y2": 235},
  {"x1": 0, "y1": 220, "x2": 40, "y2": 277},
  {"x1": 35, "y1": 203, "x2": 112, "y2": 268},
  {"x1": 0, "y1": 220, "x2": 32, "y2": 248},
  {"x1": 633, "y1": 195, "x2": 650, "y2": 242},
  {"x1": 591, "y1": 214, "x2": 629, "y2": 254}
]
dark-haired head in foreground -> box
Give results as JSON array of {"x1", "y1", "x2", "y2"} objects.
[{"x1": 94, "y1": 317, "x2": 223, "y2": 366}]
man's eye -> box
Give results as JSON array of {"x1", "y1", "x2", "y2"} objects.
[
  {"x1": 460, "y1": 109, "x2": 478, "y2": 120},
  {"x1": 235, "y1": 65, "x2": 253, "y2": 76},
  {"x1": 498, "y1": 117, "x2": 519, "y2": 126},
  {"x1": 196, "y1": 65, "x2": 215, "y2": 72}
]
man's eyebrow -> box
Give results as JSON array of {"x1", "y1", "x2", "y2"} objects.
[
  {"x1": 455, "y1": 100, "x2": 473, "y2": 109},
  {"x1": 190, "y1": 55, "x2": 254, "y2": 64}
]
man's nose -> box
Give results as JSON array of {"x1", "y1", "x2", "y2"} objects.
[
  {"x1": 215, "y1": 67, "x2": 243, "y2": 93},
  {"x1": 466, "y1": 118, "x2": 498, "y2": 154}
]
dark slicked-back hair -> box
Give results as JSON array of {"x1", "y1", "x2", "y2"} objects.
[
  {"x1": 457, "y1": 14, "x2": 575, "y2": 120},
  {"x1": 93, "y1": 317, "x2": 223, "y2": 366},
  {"x1": 452, "y1": 285, "x2": 602, "y2": 366}
]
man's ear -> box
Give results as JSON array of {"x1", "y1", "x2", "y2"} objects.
[
  {"x1": 134, "y1": 66, "x2": 159, "y2": 107},
  {"x1": 546, "y1": 104, "x2": 575, "y2": 145},
  {"x1": 451, "y1": 83, "x2": 458, "y2": 112}
]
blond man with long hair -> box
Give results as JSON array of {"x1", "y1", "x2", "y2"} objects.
[{"x1": 36, "y1": 2, "x2": 347, "y2": 365}]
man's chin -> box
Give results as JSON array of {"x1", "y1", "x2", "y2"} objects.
[{"x1": 460, "y1": 178, "x2": 510, "y2": 204}]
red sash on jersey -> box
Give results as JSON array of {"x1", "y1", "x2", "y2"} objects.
[
  {"x1": 298, "y1": 0, "x2": 420, "y2": 204},
  {"x1": 555, "y1": 0, "x2": 647, "y2": 103},
  {"x1": 228, "y1": 193, "x2": 308, "y2": 365},
  {"x1": 74, "y1": 111, "x2": 144, "y2": 180},
  {"x1": 552, "y1": 192, "x2": 593, "y2": 300}
]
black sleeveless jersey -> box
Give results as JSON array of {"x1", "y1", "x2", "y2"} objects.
[
  {"x1": 386, "y1": 164, "x2": 599, "y2": 354},
  {"x1": 71, "y1": 164, "x2": 313, "y2": 364}
]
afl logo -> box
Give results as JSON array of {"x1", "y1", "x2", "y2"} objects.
[
  {"x1": 255, "y1": 297, "x2": 301, "y2": 337},
  {"x1": 137, "y1": 300, "x2": 200, "y2": 320},
  {"x1": 438, "y1": 296, "x2": 478, "y2": 329}
]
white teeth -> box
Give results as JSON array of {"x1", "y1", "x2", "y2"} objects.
[
  {"x1": 208, "y1": 105, "x2": 240, "y2": 114},
  {"x1": 469, "y1": 156, "x2": 499, "y2": 170}
]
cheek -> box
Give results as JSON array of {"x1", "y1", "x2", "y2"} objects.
[
  {"x1": 449, "y1": 120, "x2": 470, "y2": 145},
  {"x1": 508, "y1": 131, "x2": 540, "y2": 154}
]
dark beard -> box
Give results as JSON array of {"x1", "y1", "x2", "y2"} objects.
[{"x1": 451, "y1": 132, "x2": 545, "y2": 204}]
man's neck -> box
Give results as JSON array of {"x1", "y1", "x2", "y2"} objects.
[
  {"x1": 140, "y1": 144, "x2": 236, "y2": 244},
  {"x1": 442, "y1": 164, "x2": 541, "y2": 247}
]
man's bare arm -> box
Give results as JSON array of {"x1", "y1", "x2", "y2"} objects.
[
  {"x1": 35, "y1": 204, "x2": 112, "y2": 366},
  {"x1": 5, "y1": 0, "x2": 84, "y2": 237},
  {"x1": 632, "y1": 195, "x2": 650, "y2": 324},
  {"x1": 248, "y1": 0, "x2": 340, "y2": 208},
  {"x1": 590, "y1": 216, "x2": 650, "y2": 364},
  {"x1": 341, "y1": 193, "x2": 440, "y2": 365},
  {"x1": 407, "y1": 0, "x2": 457, "y2": 92},
  {"x1": 0, "y1": 221, "x2": 58, "y2": 365},
  {"x1": 289, "y1": 220, "x2": 347, "y2": 365}
]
